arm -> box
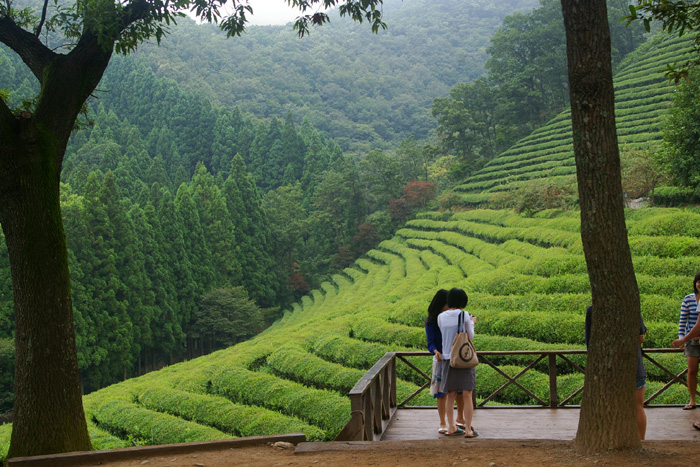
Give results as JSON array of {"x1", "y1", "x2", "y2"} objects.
[
  {"x1": 673, "y1": 318, "x2": 700, "y2": 348},
  {"x1": 466, "y1": 312, "x2": 475, "y2": 340},
  {"x1": 679, "y1": 296, "x2": 690, "y2": 339},
  {"x1": 425, "y1": 323, "x2": 440, "y2": 356}
]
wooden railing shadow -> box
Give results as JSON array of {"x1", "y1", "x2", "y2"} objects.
[{"x1": 335, "y1": 348, "x2": 686, "y2": 441}]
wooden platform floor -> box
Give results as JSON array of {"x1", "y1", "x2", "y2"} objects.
[{"x1": 382, "y1": 408, "x2": 700, "y2": 441}]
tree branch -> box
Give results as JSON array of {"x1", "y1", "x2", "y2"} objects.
[
  {"x1": 0, "y1": 16, "x2": 54, "y2": 81},
  {"x1": 35, "y1": 0, "x2": 50, "y2": 37}
]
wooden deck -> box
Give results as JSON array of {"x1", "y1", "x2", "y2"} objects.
[{"x1": 382, "y1": 408, "x2": 700, "y2": 441}]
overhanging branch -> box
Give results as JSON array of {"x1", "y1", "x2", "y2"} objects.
[
  {"x1": 35, "y1": 0, "x2": 50, "y2": 37},
  {"x1": 0, "y1": 16, "x2": 54, "y2": 81}
]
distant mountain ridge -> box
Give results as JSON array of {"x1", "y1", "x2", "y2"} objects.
[{"x1": 129, "y1": 0, "x2": 539, "y2": 154}]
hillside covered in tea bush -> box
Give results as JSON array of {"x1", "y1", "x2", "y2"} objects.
[
  {"x1": 3, "y1": 205, "x2": 694, "y2": 457},
  {"x1": 0, "y1": 5, "x2": 697, "y2": 461}
]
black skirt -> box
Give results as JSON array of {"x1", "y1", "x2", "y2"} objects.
[{"x1": 438, "y1": 359, "x2": 476, "y2": 392}]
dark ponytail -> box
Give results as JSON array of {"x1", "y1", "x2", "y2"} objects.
[{"x1": 426, "y1": 289, "x2": 449, "y2": 326}]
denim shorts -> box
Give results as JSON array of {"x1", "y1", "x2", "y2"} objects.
[
  {"x1": 636, "y1": 375, "x2": 646, "y2": 390},
  {"x1": 684, "y1": 340, "x2": 700, "y2": 358}
]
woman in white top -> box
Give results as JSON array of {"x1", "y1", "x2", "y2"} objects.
[{"x1": 437, "y1": 287, "x2": 477, "y2": 438}]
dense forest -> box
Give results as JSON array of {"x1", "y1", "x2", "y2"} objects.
[
  {"x1": 130, "y1": 0, "x2": 541, "y2": 155},
  {"x1": 0, "y1": 0, "x2": 650, "y2": 413}
]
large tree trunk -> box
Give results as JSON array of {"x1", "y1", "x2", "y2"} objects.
[
  {"x1": 561, "y1": 0, "x2": 642, "y2": 453},
  {"x1": 0, "y1": 120, "x2": 91, "y2": 457}
]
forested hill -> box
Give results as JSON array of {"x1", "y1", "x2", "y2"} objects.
[
  {"x1": 130, "y1": 0, "x2": 538, "y2": 154},
  {"x1": 0, "y1": 0, "x2": 539, "y2": 400}
]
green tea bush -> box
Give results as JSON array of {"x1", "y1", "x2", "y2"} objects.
[
  {"x1": 209, "y1": 364, "x2": 350, "y2": 436},
  {"x1": 629, "y1": 235, "x2": 700, "y2": 257},
  {"x1": 629, "y1": 210, "x2": 700, "y2": 237},
  {"x1": 644, "y1": 321, "x2": 679, "y2": 348},
  {"x1": 477, "y1": 365, "x2": 587, "y2": 406},
  {"x1": 0, "y1": 423, "x2": 10, "y2": 462},
  {"x1": 476, "y1": 364, "x2": 551, "y2": 405},
  {"x1": 475, "y1": 334, "x2": 586, "y2": 375},
  {"x1": 518, "y1": 252, "x2": 586, "y2": 276},
  {"x1": 641, "y1": 294, "x2": 682, "y2": 322},
  {"x1": 653, "y1": 186, "x2": 700, "y2": 207},
  {"x1": 645, "y1": 381, "x2": 688, "y2": 404},
  {"x1": 268, "y1": 345, "x2": 366, "y2": 393},
  {"x1": 352, "y1": 318, "x2": 425, "y2": 348},
  {"x1": 476, "y1": 310, "x2": 584, "y2": 345},
  {"x1": 500, "y1": 239, "x2": 549, "y2": 258},
  {"x1": 469, "y1": 271, "x2": 590, "y2": 296},
  {"x1": 637, "y1": 274, "x2": 688, "y2": 297},
  {"x1": 643, "y1": 351, "x2": 686, "y2": 381},
  {"x1": 634, "y1": 256, "x2": 700, "y2": 277},
  {"x1": 138, "y1": 386, "x2": 325, "y2": 440},
  {"x1": 311, "y1": 331, "x2": 437, "y2": 387},
  {"x1": 88, "y1": 394, "x2": 230, "y2": 445},
  {"x1": 471, "y1": 292, "x2": 591, "y2": 315},
  {"x1": 266, "y1": 344, "x2": 433, "y2": 406},
  {"x1": 88, "y1": 420, "x2": 131, "y2": 450}
]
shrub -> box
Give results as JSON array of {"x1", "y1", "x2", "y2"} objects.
[
  {"x1": 88, "y1": 420, "x2": 132, "y2": 450},
  {"x1": 653, "y1": 186, "x2": 700, "y2": 206},
  {"x1": 266, "y1": 344, "x2": 433, "y2": 406},
  {"x1": 476, "y1": 310, "x2": 585, "y2": 345},
  {"x1": 209, "y1": 363, "x2": 350, "y2": 437},
  {"x1": 138, "y1": 386, "x2": 325, "y2": 441},
  {"x1": 351, "y1": 318, "x2": 426, "y2": 348},
  {"x1": 87, "y1": 394, "x2": 230, "y2": 446},
  {"x1": 0, "y1": 423, "x2": 10, "y2": 462}
]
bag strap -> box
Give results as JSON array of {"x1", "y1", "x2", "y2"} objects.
[{"x1": 458, "y1": 310, "x2": 465, "y2": 333}]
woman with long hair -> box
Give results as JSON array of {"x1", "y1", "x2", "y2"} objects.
[{"x1": 425, "y1": 289, "x2": 466, "y2": 434}]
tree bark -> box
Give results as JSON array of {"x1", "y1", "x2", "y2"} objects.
[
  {"x1": 0, "y1": 22, "x2": 112, "y2": 458},
  {"x1": 0, "y1": 118, "x2": 91, "y2": 457},
  {"x1": 561, "y1": 0, "x2": 642, "y2": 453}
]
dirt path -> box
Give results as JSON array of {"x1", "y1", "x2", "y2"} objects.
[{"x1": 100, "y1": 439, "x2": 700, "y2": 466}]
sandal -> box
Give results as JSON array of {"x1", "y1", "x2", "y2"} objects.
[
  {"x1": 438, "y1": 427, "x2": 448, "y2": 434},
  {"x1": 444, "y1": 428, "x2": 465, "y2": 436},
  {"x1": 693, "y1": 421, "x2": 700, "y2": 431},
  {"x1": 464, "y1": 430, "x2": 479, "y2": 438},
  {"x1": 684, "y1": 404, "x2": 697, "y2": 410}
]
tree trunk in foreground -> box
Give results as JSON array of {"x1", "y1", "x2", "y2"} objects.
[
  {"x1": 561, "y1": 0, "x2": 642, "y2": 453},
  {"x1": 0, "y1": 121, "x2": 91, "y2": 457}
]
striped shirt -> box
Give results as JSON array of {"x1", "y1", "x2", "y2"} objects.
[{"x1": 679, "y1": 293, "x2": 699, "y2": 339}]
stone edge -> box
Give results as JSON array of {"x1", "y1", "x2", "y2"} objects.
[{"x1": 5, "y1": 433, "x2": 306, "y2": 467}]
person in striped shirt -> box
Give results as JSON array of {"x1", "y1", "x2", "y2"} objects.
[{"x1": 675, "y1": 272, "x2": 700, "y2": 410}]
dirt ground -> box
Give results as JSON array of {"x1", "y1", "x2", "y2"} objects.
[{"x1": 99, "y1": 439, "x2": 700, "y2": 466}]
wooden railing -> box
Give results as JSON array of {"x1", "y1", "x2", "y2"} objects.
[{"x1": 335, "y1": 348, "x2": 687, "y2": 441}]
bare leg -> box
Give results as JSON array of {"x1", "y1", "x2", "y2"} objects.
[
  {"x1": 445, "y1": 391, "x2": 458, "y2": 433},
  {"x1": 455, "y1": 392, "x2": 465, "y2": 425},
  {"x1": 688, "y1": 356, "x2": 699, "y2": 406},
  {"x1": 636, "y1": 387, "x2": 646, "y2": 440},
  {"x1": 462, "y1": 390, "x2": 475, "y2": 437},
  {"x1": 437, "y1": 395, "x2": 447, "y2": 430}
]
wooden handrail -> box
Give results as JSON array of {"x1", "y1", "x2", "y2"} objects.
[{"x1": 335, "y1": 348, "x2": 688, "y2": 441}]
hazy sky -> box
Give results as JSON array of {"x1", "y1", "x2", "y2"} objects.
[{"x1": 246, "y1": 0, "x2": 302, "y2": 25}]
